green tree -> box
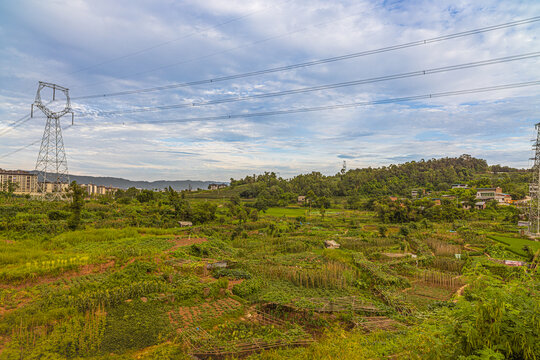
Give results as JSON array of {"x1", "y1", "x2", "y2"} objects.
[{"x1": 67, "y1": 181, "x2": 85, "y2": 230}]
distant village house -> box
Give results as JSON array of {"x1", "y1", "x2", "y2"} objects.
[
  {"x1": 208, "y1": 183, "x2": 228, "y2": 190},
  {"x1": 475, "y1": 201, "x2": 486, "y2": 210},
  {"x1": 475, "y1": 187, "x2": 512, "y2": 203}
]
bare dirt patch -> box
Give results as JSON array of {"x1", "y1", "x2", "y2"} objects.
[
  {"x1": 0, "y1": 260, "x2": 115, "y2": 291},
  {"x1": 382, "y1": 252, "x2": 415, "y2": 258},
  {"x1": 168, "y1": 236, "x2": 207, "y2": 252},
  {"x1": 227, "y1": 279, "x2": 244, "y2": 292},
  {"x1": 170, "y1": 297, "x2": 243, "y2": 331}
]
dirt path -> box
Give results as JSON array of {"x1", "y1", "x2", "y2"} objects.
[
  {"x1": 453, "y1": 284, "x2": 469, "y2": 302},
  {"x1": 464, "y1": 243, "x2": 491, "y2": 258}
]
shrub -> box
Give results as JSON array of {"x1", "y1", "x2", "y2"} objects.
[{"x1": 47, "y1": 210, "x2": 70, "y2": 221}]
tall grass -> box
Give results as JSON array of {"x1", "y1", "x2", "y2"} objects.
[
  {"x1": 416, "y1": 269, "x2": 463, "y2": 290},
  {"x1": 253, "y1": 261, "x2": 358, "y2": 290},
  {"x1": 424, "y1": 238, "x2": 462, "y2": 256}
]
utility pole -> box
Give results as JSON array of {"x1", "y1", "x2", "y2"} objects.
[
  {"x1": 31, "y1": 81, "x2": 74, "y2": 199},
  {"x1": 528, "y1": 122, "x2": 540, "y2": 237}
]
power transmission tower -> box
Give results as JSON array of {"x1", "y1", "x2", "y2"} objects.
[
  {"x1": 341, "y1": 160, "x2": 347, "y2": 174},
  {"x1": 528, "y1": 122, "x2": 540, "y2": 237},
  {"x1": 31, "y1": 82, "x2": 74, "y2": 199}
]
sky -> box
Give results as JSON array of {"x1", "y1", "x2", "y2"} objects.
[{"x1": 0, "y1": 0, "x2": 539, "y2": 181}]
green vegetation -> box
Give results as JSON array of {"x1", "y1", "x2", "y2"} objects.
[
  {"x1": 488, "y1": 234, "x2": 540, "y2": 257},
  {"x1": 0, "y1": 156, "x2": 538, "y2": 359}
]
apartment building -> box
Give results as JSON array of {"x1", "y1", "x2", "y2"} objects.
[{"x1": 0, "y1": 169, "x2": 38, "y2": 194}]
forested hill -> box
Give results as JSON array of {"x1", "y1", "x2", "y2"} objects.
[{"x1": 229, "y1": 154, "x2": 530, "y2": 199}]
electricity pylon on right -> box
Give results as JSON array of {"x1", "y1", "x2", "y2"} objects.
[
  {"x1": 528, "y1": 122, "x2": 540, "y2": 237},
  {"x1": 31, "y1": 81, "x2": 74, "y2": 199}
]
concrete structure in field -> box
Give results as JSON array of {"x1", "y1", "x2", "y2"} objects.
[
  {"x1": 0, "y1": 169, "x2": 38, "y2": 194},
  {"x1": 324, "y1": 240, "x2": 340, "y2": 249}
]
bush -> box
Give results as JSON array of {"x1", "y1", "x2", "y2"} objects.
[
  {"x1": 232, "y1": 278, "x2": 264, "y2": 298},
  {"x1": 47, "y1": 210, "x2": 70, "y2": 221},
  {"x1": 101, "y1": 300, "x2": 172, "y2": 353},
  {"x1": 212, "y1": 268, "x2": 252, "y2": 279}
]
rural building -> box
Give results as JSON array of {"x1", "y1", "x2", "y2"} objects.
[
  {"x1": 411, "y1": 189, "x2": 425, "y2": 198},
  {"x1": 475, "y1": 201, "x2": 486, "y2": 210},
  {"x1": 208, "y1": 183, "x2": 227, "y2": 190},
  {"x1": 297, "y1": 195, "x2": 306, "y2": 204},
  {"x1": 497, "y1": 193, "x2": 512, "y2": 203},
  {"x1": 461, "y1": 201, "x2": 471, "y2": 210},
  {"x1": 451, "y1": 184, "x2": 469, "y2": 189},
  {"x1": 475, "y1": 187, "x2": 502, "y2": 201},
  {"x1": 517, "y1": 221, "x2": 529, "y2": 227},
  {"x1": 432, "y1": 198, "x2": 441, "y2": 206},
  {"x1": 178, "y1": 221, "x2": 193, "y2": 227},
  {"x1": 0, "y1": 169, "x2": 38, "y2": 194}
]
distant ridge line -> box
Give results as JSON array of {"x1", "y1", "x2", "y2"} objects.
[{"x1": 24, "y1": 171, "x2": 227, "y2": 191}]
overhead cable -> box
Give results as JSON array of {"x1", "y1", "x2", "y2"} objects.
[
  {"x1": 94, "y1": 52, "x2": 540, "y2": 115},
  {"x1": 85, "y1": 80, "x2": 540, "y2": 125},
  {"x1": 73, "y1": 16, "x2": 540, "y2": 100}
]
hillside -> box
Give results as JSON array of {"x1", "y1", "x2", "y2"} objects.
[
  {"x1": 26, "y1": 171, "x2": 226, "y2": 191},
  {"x1": 227, "y1": 154, "x2": 531, "y2": 201}
]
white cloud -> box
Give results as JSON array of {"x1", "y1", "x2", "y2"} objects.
[{"x1": 1, "y1": 0, "x2": 539, "y2": 180}]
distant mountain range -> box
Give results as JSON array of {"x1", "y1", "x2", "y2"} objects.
[{"x1": 28, "y1": 171, "x2": 227, "y2": 191}]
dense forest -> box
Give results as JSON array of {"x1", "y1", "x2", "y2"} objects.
[{"x1": 229, "y1": 154, "x2": 530, "y2": 208}]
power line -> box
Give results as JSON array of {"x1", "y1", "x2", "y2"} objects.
[
  {"x1": 0, "y1": 125, "x2": 73, "y2": 160},
  {"x1": 83, "y1": 80, "x2": 540, "y2": 126},
  {"x1": 73, "y1": 16, "x2": 540, "y2": 100},
  {"x1": 4, "y1": 81, "x2": 538, "y2": 159},
  {"x1": 0, "y1": 113, "x2": 31, "y2": 135},
  {"x1": 72, "y1": 7, "x2": 371, "y2": 93},
  {"x1": 0, "y1": 100, "x2": 53, "y2": 136},
  {"x1": 0, "y1": 101, "x2": 53, "y2": 137},
  {"x1": 65, "y1": 7, "x2": 269, "y2": 77},
  {"x1": 94, "y1": 52, "x2": 540, "y2": 115}
]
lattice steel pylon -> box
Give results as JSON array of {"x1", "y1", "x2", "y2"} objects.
[
  {"x1": 31, "y1": 82, "x2": 74, "y2": 199},
  {"x1": 528, "y1": 122, "x2": 540, "y2": 237}
]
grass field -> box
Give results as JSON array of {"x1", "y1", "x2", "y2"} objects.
[
  {"x1": 264, "y1": 207, "x2": 310, "y2": 217},
  {"x1": 487, "y1": 235, "x2": 540, "y2": 257}
]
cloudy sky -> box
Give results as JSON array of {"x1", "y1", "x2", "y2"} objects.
[{"x1": 1, "y1": 0, "x2": 539, "y2": 181}]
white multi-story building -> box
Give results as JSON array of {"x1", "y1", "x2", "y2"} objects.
[{"x1": 0, "y1": 169, "x2": 38, "y2": 194}]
